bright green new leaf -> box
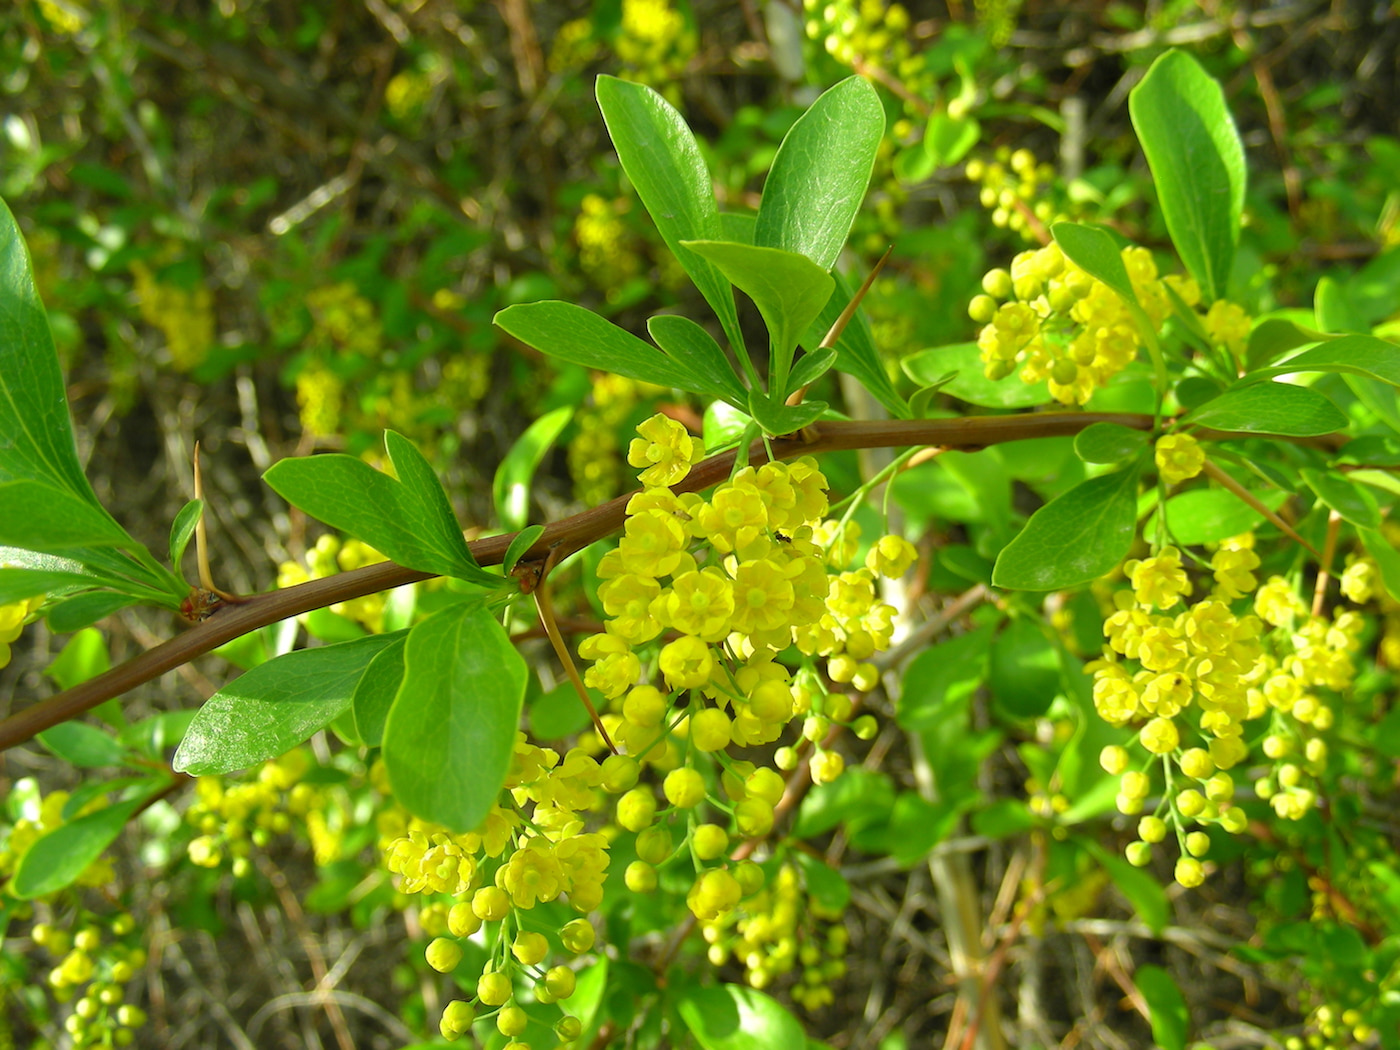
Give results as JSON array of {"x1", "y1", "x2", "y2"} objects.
[
  {"x1": 754, "y1": 76, "x2": 884, "y2": 272},
  {"x1": 647, "y1": 314, "x2": 747, "y2": 406},
  {"x1": 495, "y1": 300, "x2": 724, "y2": 397},
  {"x1": 351, "y1": 633, "x2": 407, "y2": 747},
  {"x1": 993, "y1": 467, "x2": 1141, "y2": 591},
  {"x1": 1129, "y1": 49, "x2": 1245, "y2": 302},
  {"x1": 924, "y1": 112, "x2": 981, "y2": 167},
  {"x1": 43, "y1": 627, "x2": 110, "y2": 691},
  {"x1": 1074, "y1": 422, "x2": 1150, "y2": 464},
  {"x1": 902, "y1": 343, "x2": 1049, "y2": 409},
  {"x1": 169, "y1": 498, "x2": 204, "y2": 571},
  {"x1": 595, "y1": 76, "x2": 743, "y2": 355},
  {"x1": 173, "y1": 632, "x2": 405, "y2": 775},
  {"x1": 1245, "y1": 317, "x2": 1336, "y2": 371},
  {"x1": 786, "y1": 346, "x2": 838, "y2": 392},
  {"x1": 1052, "y1": 222, "x2": 1139, "y2": 307},
  {"x1": 683, "y1": 240, "x2": 833, "y2": 398},
  {"x1": 502, "y1": 524, "x2": 546, "y2": 576},
  {"x1": 0, "y1": 198, "x2": 105, "y2": 503},
  {"x1": 0, "y1": 479, "x2": 134, "y2": 551},
  {"x1": 12, "y1": 795, "x2": 148, "y2": 899},
  {"x1": 0, "y1": 565, "x2": 110, "y2": 605},
  {"x1": 1315, "y1": 275, "x2": 1365, "y2": 333},
  {"x1": 746, "y1": 390, "x2": 826, "y2": 437},
  {"x1": 1301, "y1": 467, "x2": 1380, "y2": 529},
  {"x1": 1183, "y1": 381, "x2": 1347, "y2": 436},
  {"x1": 678, "y1": 984, "x2": 806, "y2": 1050},
  {"x1": 264, "y1": 430, "x2": 496, "y2": 586},
  {"x1": 382, "y1": 602, "x2": 527, "y2": 832},
  {"x1": 493, "y1": 407, "x2": 572, "y2": 532},
  {"x1": 37, "y1": 721, "x2": 127, "y2": 768},
  {"x1": 1135, "y1": 964, "x2": 1190, "y2": 1050},
  {"x1": 793, "y1": 767, "x2": 896, "y2": 838}
]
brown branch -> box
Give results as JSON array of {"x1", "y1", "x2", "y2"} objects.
[{"x1": 0, "y1": 412, "x2": 1154, "y2": 753}]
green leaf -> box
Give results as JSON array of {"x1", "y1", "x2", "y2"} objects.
[
  {"x1": 45, "y1": 591, "x2": 136, "y2": 633},
  {"x1": 0, "y1": 565, "x2": 109, "y2": 605},
  {"x1": 493, "y1": 407, "x2": 572, "y2": 532},
  {"x1": 1300, "y1": 467, "x2": 1380, "y2": 529},
  {"x1": 989, "y1": 616, "x2": 1061, "y2": 718},
  {"x1": 264, "y1": 431, "x2": 496, "y2": 585},
  {"x1": 0, "y1": 198, "x2": 105, "y2": 503},
  {"x1": 704, "y1": 400, "x2": 752, "y2": 450},
  {"x1": 1247, "y1": 334, "x2": 1400, "y2": 387},
  {"x1": 1129, "y1": 49, "x2": 1245, "y2": 302},
  {"x1": 503, "y1": 524, "x2": 546, "y2": 576},
  {"x1": 1183, "y1": 381, "x2": 1347, "y2": 436},
  {"x1": 902, "y1": 343, "x2": 1049, "y2": 409},
  {"x1": 0, "y1": 479, "x2": 133, "y2": 551},
  {"x1": 793, "y1": 853, "x2": 851, "y2": 914},
  {"x1": 647, "y1": 314, "x2": 747, "y2": 405},
  {"x1": 683, "y1": 240, "x2": 834, "y2": 397},
  {"x1": 37, "y1": 722, "x2": 127, "y2": 768},
  {"x1": 1161, "y1": 487, "x2": 1285, "y2": 546},
  {"x1": 173, "y1": 632, "x2": 405, "y2": 775},
  {"x1": 754, "y1": 76, "x2": 884, "y2": 272},
  {"x1": 1052, "y1": 222, "x2": 1140, "y2": 308},
  {"x1": 1315, "y1": 275, "x2": 1364, "y2": 333},
  {"x1": 43, "y1": 627, "x2": 110, "y2": 690},
  {"x1": 896, "y1": 621, "x2": 996, "y2": 732},
  {"x1": 784, "y1": 346, "x2": 838, "y2": 393},
  {"x1": 678, "y1": 984, "x2": 806, "y2": 1050},
  {"x1": 351, "y1": 634, "x2": 407, "y2": 748},
  {"x1": 169, "y1": 498, "x2": 204, "y2": 571},
  {"x1": 849, "y1": 791, "x2": 964, "y2": 866},
  {"x1": 12, "y1": 795, "x2": 147, "y2": 898},
  {"x1": 746, "y1": 391, "x2": 826, "y2": 437},
  {"x1": 594, "y1": 76, "x2": 743, "y2": 355},
  {"x1": 1074, "y1": 422, "x2": 1150, "y2": 464},
  {"x1": 1134, "y1": 964, "x2": 1189, "y2": 1050},
  {"x1": 496, "y1": 301, "x2": 723, "y2": 396},
  {"x1": 1245, "y1": 317, "x2": 1336, "y2": 371},
  {"x1": 382, "y1": 602, "x2": 527, "y2": 832},
  {"x1": 993, "y1": 467, "x2": 1141, "y2": 591},
  {"x1": 793, "y1": 768, "x2": 896, "y2": 838},
  {"x1": 923, "y1": 112, "x2": 980, "y2": 167}
]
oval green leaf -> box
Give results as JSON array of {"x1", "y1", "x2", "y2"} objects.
[
  {"x1": 1184, "y1": 381, "x2": 1347, "y2": 436},
  {"x1": 678, "y1": 984, "x2": 806, "y2": 1050},
  {"x1": 382, "y1": 602, "x2": 527, "y2": 833},
  {"x1": 493, "y1": 407, "x2": 573, "y2": 532},
  {"x1": 1074, "y1": 422, "x2": 1150, "y2": 464},
  {"x1": 12, "y1": 795, "x2": 147, "y2": 899},
  {"x1": 174, "y1": 632, "x2": 405, "y2": 775},
  {"x1": 1129, "y1": 49, "x2": 1245, "y2": 302},
  {"x1": 993, "y1": 468, "x2": 1141, "y2": 591},
  {"x1": 1135, "y1": 963, "x2": 1189, "y2": 1050},
  {"x1": 902, "y1": 343, "x2": 1049, "y2": 409}
]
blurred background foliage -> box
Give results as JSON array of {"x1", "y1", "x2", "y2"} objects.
[{"x1": 3, "y1": 0, "x2": 1400, "y2": 1048}]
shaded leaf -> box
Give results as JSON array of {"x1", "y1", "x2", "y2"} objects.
[
  {"x1": 1074, "y1": 422, "x2": 1149, "y2": 465},
  {"x1": 351, "y1": 634, "x2": 407, "y2": 748},
  {"x1": 493, "y1": 407, "x2": 572, "y2": 532},
  {"x1": 647, "y1": 314, "x2": 747, "y2": 405},
  {"x1": 1184, "y1": 381, "x2": 1347, "y2": 436},
  {"x1": 1135, "y1": 964, "x2": 1189, "y2": 1050}
]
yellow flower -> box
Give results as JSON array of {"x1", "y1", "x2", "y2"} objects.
[
  {"x1": 627, "y1": 413, "x2": 704, "y2": 487},
  {"x1": 1155, "y1": 433, "x2": 1206, "y2": 485},
  {"x1": 658, "y1": 635, "x2": 713, "y2": 690},
  {"x1": 656, "y1": 569, "x2": 735, "y2": 642}
]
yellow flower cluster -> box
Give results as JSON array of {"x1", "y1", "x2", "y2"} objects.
[
  {"x1": 382, "y1": 734, "x2": 610, "y2": 1042},
  {"x1": 965, "y1": 148, "x2": 1062, "y2": 240},
  {"x1": 305, "y1": 281, "x2": 382, "y2": 357},
  {"x1": 1092, "y1": 536, "x2": 1365, "y2": 885},
  {"x1": 385, "y1": 68, "x2": 432, "y2": 121},
  {"x1": 574, "y1": 194, "x2": 641, "y2": 297},
  {"x1": 703, "y1": 863, "x2": 849, "y2": 1010},
  {"x1": 26, "y1": 915, "x2": 148, "y2": 1048},
  {"x1": 615, "y1": 0, "x2": 696, "y2": 95},
  {"x1": 580, "y1": 414, "x2": 912, "y2": 929},
  {"x1": 969, "y1": 241, "x2": 1189, "y2": 405},
  {"x1": 569, "y1": 374, "x2": 663, "y2": 505},
  {"x1": 131, "y1": 262, "x2": 215, "y2": 371},
  {"x1": 184, "y1": 749, "x2": 332, "y2": 877},
  {"x1": 548, "y1": 18, "x2": 603, "y2": 74},
  {"x1": 802, "y1": 0, "x2": 923, "y2": 95},
  {"x1": 278, "y1": 534, "x2": 390, "y2": 633}
]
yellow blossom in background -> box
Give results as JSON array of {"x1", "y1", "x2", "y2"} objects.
[{"x1": 1204, "y1": 299, "x2": 1252, "y2": 362}]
